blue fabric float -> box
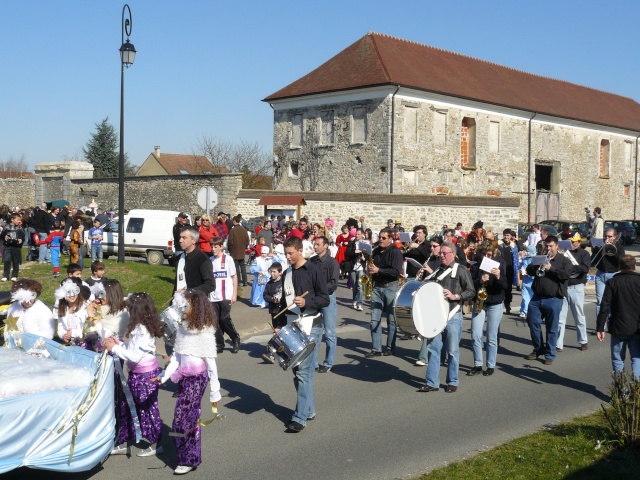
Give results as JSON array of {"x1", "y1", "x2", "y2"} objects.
[{"x1": 0, "y1": 333, "x2": 115, "y2": 473}]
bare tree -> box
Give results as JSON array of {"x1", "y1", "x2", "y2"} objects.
[
  {"x1": 193, "y1": 136, "x2": 273, "y2": 189},
  {"x1": 0, "y1": 155, "x2": 30, "y2": 177}
]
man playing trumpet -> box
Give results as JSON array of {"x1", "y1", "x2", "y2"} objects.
[
  {"x1": 593, "y1": 228, "x2": 625, "y2": 317},
  {"x1": 524, "y1": 235, "x2": 573, "y2": 365}
]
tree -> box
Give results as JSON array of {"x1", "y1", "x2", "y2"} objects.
[
  {"x1": 83, "y1": 117, "x2": 136, "y2": 177},
  {"x1": 0, "y1": 154, "x2": 30, "y2": 177},
  {"x1": 193, "y1": 136, "x2": 273, "y2": 189}
]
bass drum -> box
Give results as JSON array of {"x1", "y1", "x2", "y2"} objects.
[{"x1": 394, "y1": 281, "x2": 449, "y2": 339}]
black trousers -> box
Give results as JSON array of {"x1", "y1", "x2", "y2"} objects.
[
  {"x1": 3, "y1": 246, "x2": 22, "y2": 278},
  {"x1": 212, "y1": 300, "x2": 240, "y2": 348},
  {"x1": 504, "y1": 265, "x2": 514, "y2": 308},
  {"x1": 234, "y1": 258, "x2": 248, "y2": 286}
]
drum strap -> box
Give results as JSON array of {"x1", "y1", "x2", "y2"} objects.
[
  {"x1": 563, "y1": 250, "x2": 579, "y2": 266},
  {"x1": 221, "y1": 254, "x2": 227, "y2": 301},
  {"x1": 176, "y1": 253, "x2": 187, "y2": 291}
]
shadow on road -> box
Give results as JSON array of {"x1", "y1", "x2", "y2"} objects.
[{"x1": 220, "y1": 378, "x2": 291, "y2": 425}]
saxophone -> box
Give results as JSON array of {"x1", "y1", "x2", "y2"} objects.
[
  {"x1": 361, "y1": 254, "x2": 375, "y2": 300},
  {"x1": 476, "y1": 281, "x2": 487, "y2": 313}
]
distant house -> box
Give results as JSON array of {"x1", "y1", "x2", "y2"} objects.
[{"x1": 136, "y1": 146, "x2": 230, "y2": 176}]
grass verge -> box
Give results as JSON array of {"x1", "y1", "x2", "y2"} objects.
[{"x1": 419, "y1": 410, "x2": 640, "y2": 479}]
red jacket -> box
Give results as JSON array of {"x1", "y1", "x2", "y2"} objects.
[{"x1": 198, "y1": 225, "x2": 215, "y2": 253}]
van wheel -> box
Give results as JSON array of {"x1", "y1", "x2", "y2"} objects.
[{"x1": 147, "y1": 250, "x2": 164, "y2": 265}]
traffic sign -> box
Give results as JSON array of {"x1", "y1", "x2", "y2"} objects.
[{"x1": 197, "y1": 187, "x2": 218, "y2": 215}]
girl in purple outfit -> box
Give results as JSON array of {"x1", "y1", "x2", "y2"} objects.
[
  {"x1": 156, "y1": 290, "x2": 222, "y2": 475},
  {"x1": 105, "y1": 292, "x2": 164, "y2": 458}
]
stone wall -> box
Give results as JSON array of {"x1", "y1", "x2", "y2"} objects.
[
  {"x1": 0, "y1": 178, "x2": 35, "y2": 207},
  {"x1": 237, "y1": 189, "x2": 519, "y2": 234},
  {"x1": 271, "y1": 90, "x2": 640, "y2": 223},
  {"x1": 67, "y1": 174, "x2": 244, "y2": 216}
]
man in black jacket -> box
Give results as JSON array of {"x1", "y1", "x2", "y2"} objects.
[
  {"x1": 597, "y1": 255, "x2": 640, "y2": 378},
  {"x1": 524, "y1": 235, "x2": 573, "y2": 365},
  {"x1": 1, "y1": 213, "x2": 25, "y2": 281},
  {"x1": 32, "y1": 203, "x2": 50, "y2": 263}
]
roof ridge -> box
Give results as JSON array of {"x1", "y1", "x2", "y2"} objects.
[
  {"x1": 365, "y1": 31, "x2": 638, "y2": 103},
  {"x1": 367, "y1": 32, "x2": 392, "y2": 82}
]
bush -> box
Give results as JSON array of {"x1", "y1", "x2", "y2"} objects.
[{"x1": 602, "y1": 371, "x2": 640, "y2": 448}]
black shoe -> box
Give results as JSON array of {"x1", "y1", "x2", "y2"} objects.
[
  {"x1": 466, "y1": 366, "x2": 483, "y2": 376},
  {"x1": 383, "y1": 349, "x2": 395, "y2": 356},
  {"x1": 288, "y1": 421, "x2": 305, "y2": 432},
  {"x1": 231, "y1": 338, "x2": 241, "y2": 353},
  {"x1": 318, "y1": 365, "x2": 331, "y2": 373},
  {"x1": 172, "y1": 391, "x2": 179, "y2": 398},
  {"x1": 419, "y1": 385, "x2": 439, "y2": 392},
  {"x1": 445, "y1": 385, "x2": 458, "y2": 393},
  {"x1": 543, "y1": 358, "x2": 554, "y2": 365},
  {"x1": 525, "y1": 351, "x2": 539, "y2": 360},
  {"x1": 217, "y1": 347, "x2": 224, "y2": 354},
  {"x1": 483, "y1": 368, "x2": 494, "y2": 376},
  {"x1": 364, "y1": 350, "x2": 382, "y2": 358}
]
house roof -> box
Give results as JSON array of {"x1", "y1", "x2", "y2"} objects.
[
  {"x1": 0, "y1": 171, "x2": 34, "y2": 179},
  {"x1": 264, "y1": 32, "x2": 640, "y2": 132},
  {"x1": 152, "y1": 153, "x2": 230, "y2": 175}
]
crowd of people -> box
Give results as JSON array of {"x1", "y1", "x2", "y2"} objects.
[{"x1": 2, "y1": 205, "x2": 640, "y2": 474}]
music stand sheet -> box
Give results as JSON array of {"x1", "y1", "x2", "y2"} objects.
[
  {"x1": 479, "y1": 256, "x2": 500, "y2": 273},
  {"x1": 531, "y1": 255, "x2": 549, "y2": 266},
  {"x1": 590, "y1": 238, "x2": 604, "y2": 247},
  {"x1": 558, "y1": 240, "x2": 571, "y2": 250}
]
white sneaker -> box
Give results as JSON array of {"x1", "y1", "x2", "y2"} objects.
[
  {"x1": 10, "y1": 277, "x2": 17, "y2": 281},
  {"x1": 137, "y1": 444, "x2": 163, "y2": 457},
  {"x1": 356, "y1": 305, "x2": 363, "y2": 311},
  {"x1": 415, "y1": 360, "x2": 427, "y2": 366},
  {"x1": 111, "y1": 444, "x2": 130, "y2": 455},
  {"x1": 352, "y1": 302, "x2": 357, "y2": 309},
  {"x1": 519, "y1": 313, "x2": 526, "y2": 319},
  {"x1": 0, "y1": 278, "x2": 6, "y2": 282},
  {"x1": 174, "y1": 466, "x2": 193, "y2": 475}
]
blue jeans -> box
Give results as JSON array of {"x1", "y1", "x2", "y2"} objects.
[
  {"x1": 91, "y1": 244, "x2": 103, "y2": 262},
  {"x1": 425, "y1": 312, "x2": 462, "y2": 387},
  {"x1": 520, "y1": 276, "x2": 534, "y2": 314},
  {"x1": 611, "y1": 333, "x2": 640, "y2": 379},
  {"x1": 557, "y1": 284, "x2": 587, "y2": 349},
  {"x1": 38, "y1": 232, "x2": 50, "y2": 262},
  {"x1": 370, "y1": 284, "x2": 399, "y2": 352},
  {"x1": 292, "y1": 325, "x2": 323, "y2": 426},
  {"x1": 471, "y1": 303, "x2": 503, "y2": 368},
  {"x1": 318, "y1": 292, "x2": 337, "y2": 367},
  {"x1": 527, "y1": 295, "x2": 563, "y2": 360},
  {"x1": 350, "y1": 270, "x2": 364, "y2": 305},
  {"x1": 596, "y1": 271, "x2": 617, "y2": 317}
]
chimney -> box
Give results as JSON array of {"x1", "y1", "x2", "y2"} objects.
[{"x1": 154, "y1": 146, "x2": 161, "y2": 158}]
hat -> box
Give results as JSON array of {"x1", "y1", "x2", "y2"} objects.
[
  {"x1": 261, "y1": 247, "x2": 270, "y2": 254},
  {"x1": 274, "y1": 244, "x2": 284, "y2": 254},
  {"x1": 568, "y1": 232, "x2": 582, "y2": 242},
  {"x1": 178, "y1": 212, "x2": 188, "y2": 219},
  {"x1": 472, "y1": 221, "x2": 484, "y2": 230},
  {"x1": 217, "y1": 211, "x2": 226, "y2": 216}
]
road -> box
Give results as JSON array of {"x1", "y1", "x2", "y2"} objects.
[{"x1": 6, "y1": 283, "x2": 616, "y2": 480}]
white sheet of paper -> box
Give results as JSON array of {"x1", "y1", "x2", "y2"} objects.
[
  {"x1": 558, "y1": 240, "x2": 572, "y2": 251},
  {"x1": 531, "y1": 255, "x2": 549, "y2": 266},
  {"x1": 479, "y1": 256, "x2": 500, "y2": 273},
  {"x1": 405, "y1": 257, "x2": 423, "y2": 269}
]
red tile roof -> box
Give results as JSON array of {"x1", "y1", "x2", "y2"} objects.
[
  {"x1": 153, "y1": 154, "x2": 230, "y2": 175},
  {"x1": 0, "y1": 171, "x2": 34, "y2": 179},
  {"x1": 264, "y1": 32, "x2": 640, "y2": 132}
]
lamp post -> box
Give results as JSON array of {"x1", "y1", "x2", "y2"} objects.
[{"x1": 118, "y1": 4, "x2": 136, "y2": 262}]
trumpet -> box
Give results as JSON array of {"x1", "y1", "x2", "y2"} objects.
[
  {"x1": 476, "y1": 282, "x2": 487, "y2": 313},
  {"x1": 536, "y1": 253, "x2": 552, "y2": 277}
]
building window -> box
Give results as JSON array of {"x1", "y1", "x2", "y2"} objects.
[
  {"x1": 599, "y1": 139, "x2": 610, "y2": 178},
  {"x1": 404, "y1": 106, "x2": 418, "y2": 144},
  {"x1": 320, "y1": 110, "x2": 334, "y2": 145},
  {"x1": 178, "y1": 169, "x2": 189, "y2": 175},
  {"x1": 291, "y1": 114, "x2": 303, "y2": 148},
  {"x1": 489, "y1": 121, "x2": 500, "y2": 153},
  {"x1": 461, "y1": 117, "x2": 476, "y2": 169},
  {"x1": 289, "y1": 162, "x2": 299, "y2": 178},
  {"x1": 624, "y1": 184, "x2": 630, "y2": 197},
  {"x1": 625, "y1": 140, "x2": 633, "y2": 169},
  {"x1": 403, "y1": 169, "x2": 417, "y2": 186},
  {"x1": 433, "y1": 110, "x2": 446, "y2": 145},
  {"x1": 352, "y1": 107, "x2": 367, "y2": 144}
]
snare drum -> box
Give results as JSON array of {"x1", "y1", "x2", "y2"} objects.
[
  {"x1": 267, "y1": 322, "x2": 316, "y2": 371},
  {"x1": 160, "y1": 305, "x2": 182, "y2": 346},
  {"x1": 394, "y1": 281, "x2": 449, "y2": 339}
]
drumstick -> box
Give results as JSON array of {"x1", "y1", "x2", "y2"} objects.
[{"x1": 273, "y1": 291, "x2": 309, "y2": 320}]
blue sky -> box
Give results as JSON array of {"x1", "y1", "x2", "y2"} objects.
[{"x1": 2, "y1": 0, "x2": 640, "y2": 170}]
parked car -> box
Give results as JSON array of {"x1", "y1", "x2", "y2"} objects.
[
  {"x1": 517, "y1": 223, "x2": 559, "y2": 243},
  {"x1": 604, "y1": 221, "x2": 637, "y2": 246},
  {"x1": 623, "y1": 220, "x2": 640, "y2": 241},
  {"x1": 539, "y1": 220, "x2": 589, "y2": 241}
]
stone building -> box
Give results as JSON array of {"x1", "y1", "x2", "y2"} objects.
[
  {"x1": 136, "y1": 146, "x2": 229, "y2": 176},
  {"x1": 264, "y1": 32, "x2": 640, "y2": 223}
]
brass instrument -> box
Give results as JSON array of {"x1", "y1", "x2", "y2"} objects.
[
  {"x1": 415, "y1": 254, "x2": 435, "y2": 282},
  {"x1": 362, "y1": 254, "x2": 375, "y2": 300},
  {"x1": 536, "y1": 253, "x2": 552, "y2": 277},
  {"x1": 591, "y1": 243, "x2": 617, "y2": 269},
  {"x1": 476, "y1": 281, "x2": 487, "y2": 313}
]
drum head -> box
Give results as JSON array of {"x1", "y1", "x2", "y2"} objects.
[{"x1": 412, "y1": 282, "x2": 449, "y2": 339}]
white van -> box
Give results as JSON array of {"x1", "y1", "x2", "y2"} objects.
[{"x1": 100, "y1": 209, "x2": 190, "y2": 265}]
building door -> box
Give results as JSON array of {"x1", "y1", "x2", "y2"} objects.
[{"x1": 535, "y1": 164, "x2": 559, "y2": 222}]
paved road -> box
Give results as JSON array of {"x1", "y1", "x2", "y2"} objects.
[{"x1": 6, "y1": 283, "x2": 616, "y2": 480}]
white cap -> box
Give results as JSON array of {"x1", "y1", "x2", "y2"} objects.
[{"x1": 262, "y1": 247, "x2": 270, "y2": 254}]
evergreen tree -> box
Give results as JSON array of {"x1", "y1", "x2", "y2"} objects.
[{"x1": 83, "y1": 117, "x2": 135, "y2": 177}]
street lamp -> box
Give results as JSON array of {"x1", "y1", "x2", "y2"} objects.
[{"x1": 118, "y1": 4, "x2": 136, "y2": 262}]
